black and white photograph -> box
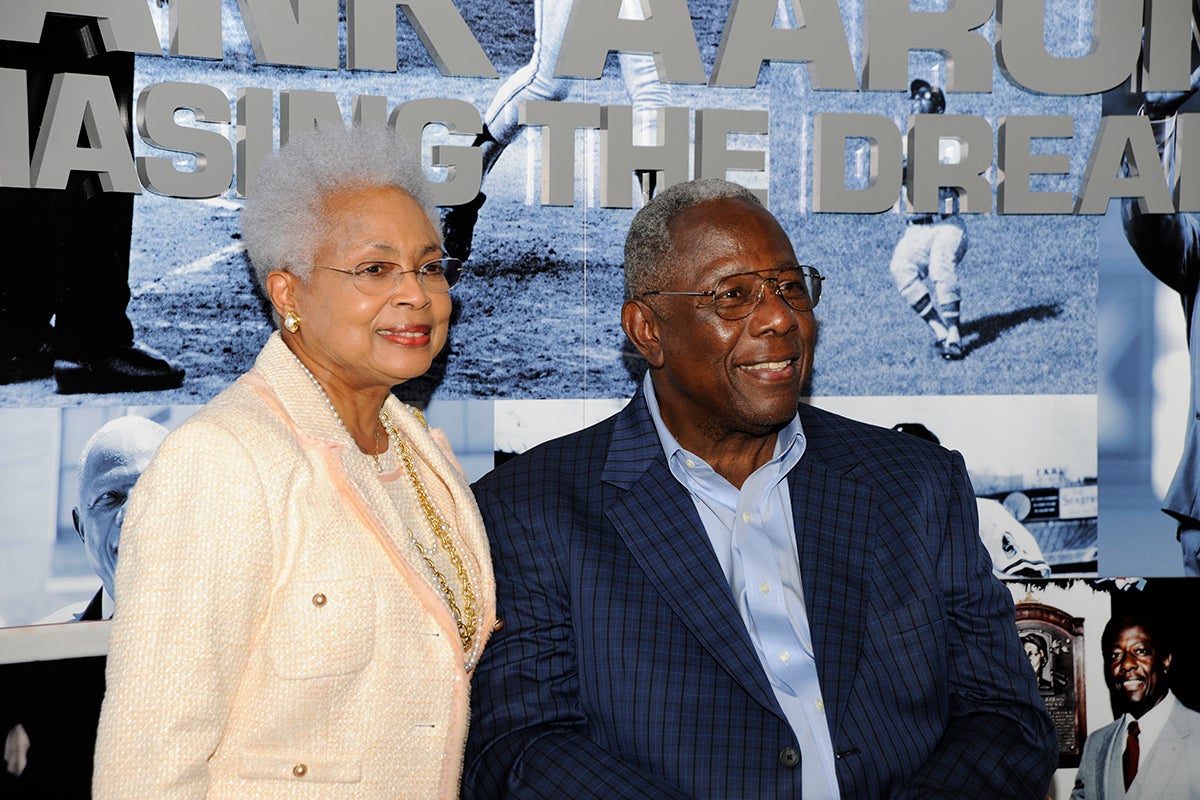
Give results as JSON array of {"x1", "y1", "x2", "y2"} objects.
[
  {"x1": 809, "y1": 394, "x2": 1098, "y2": 576},
  {"x1": 0, "y1": 401, "x2": 493, "y2": 629},
  {"x1": 493, "y1": 396, "x2": 628, "y2": 459},
  {"x1": 0, "y1": 0, "x2": 1101, "y2": 409},
  {"x1": 1097, "y1": 73, "x2": 1200, "y2": 578},
  {"x1": 0, "y1": 406, "x2": 193, "y2": 628}
]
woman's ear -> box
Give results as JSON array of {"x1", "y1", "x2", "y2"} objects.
[
  {"x1": 621, "y1": 300, "x2": 665, "y2": 369},
  {"x1": 264, "y1": 270, "x2": 297, "y2": 323}
]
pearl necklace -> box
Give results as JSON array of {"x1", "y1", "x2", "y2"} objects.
[
  {"x1": 295, "y1": 359, "x2": 388, "y2": 472},
  {"x1": 295, "y1": 357, "x2": 477, "y2": 654},
  {"x1": 380, "y1": 409, "x2": 479, "y2": 652}
]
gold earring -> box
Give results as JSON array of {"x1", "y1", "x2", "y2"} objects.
[{"x1": 283, "y1": 310, "x2": 301, "y2": 333}]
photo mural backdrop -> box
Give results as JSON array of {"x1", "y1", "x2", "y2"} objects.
[{"x1": 0, "y1": 0, "x2": 1196, "y2": 796}]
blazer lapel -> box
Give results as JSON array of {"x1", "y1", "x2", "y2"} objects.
[
  {"x1": 1130, "y1": 703, "x2": 1192, "y2": 798},
  {"x1": 601, "y1": 393, "x2": 782, "y2": 715},
  {"x1": 788, "y1": 422, "x2": 876, "y2": 745},
  {"x1": 1101, "y1": 720, "x2": 1124, "y2": 800}
]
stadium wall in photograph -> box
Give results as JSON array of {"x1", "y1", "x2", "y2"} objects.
[{"x1": 3, "y1": 0, "x2": 1200, "y2": 794}]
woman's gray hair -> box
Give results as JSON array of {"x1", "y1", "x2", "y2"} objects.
[
  {"x1": 241, "y1": 125, "x2": 437, "y2": 292},
  {"x1": 623, "y1": 178, "x2": 763, "y2": 300}
]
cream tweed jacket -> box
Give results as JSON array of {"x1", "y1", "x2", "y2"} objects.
[{"x1": 93, "y1": 333, "x2": 496, "y2": 800}]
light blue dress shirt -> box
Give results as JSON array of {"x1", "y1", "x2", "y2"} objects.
[{"x1": 643, "y1": 375, "x2": 840, "y2": 798}]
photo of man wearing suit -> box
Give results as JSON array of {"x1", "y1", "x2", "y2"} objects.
[
  {"x1": 1071, "y1": 613, "x2": 1200, "y2": 799},
  {"x1": 464, "y1": 178, "x2": 1057, "y2": 798},
  {"x1": 1119, "y1": 71, "x2": 1200, "y2": 575}
]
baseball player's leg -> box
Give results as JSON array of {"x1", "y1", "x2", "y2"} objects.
[
  {"x1": 618, "y1": 48, "x2": 671, "y2": 204},
  {"x1": 616, "y1": 0, "x2": 672, "y2": 203},
  {"x1": 443, "y1": 0, "x2": 574, "y2": 261},
  {"x1": 481, "y1": 0, "x2": 573, "y2": 175},
  {"x1": 928, "y1": 221, "x2": 967, "y2": 354},
  {"x1": 617, "y1": 0, "x2": 671, "y2": 116},
  {"x1": 890, "y1": 228, "x2": 948, "y2": 345},
  {"x1": 0, "y1": 185, "x2": 55, "y2": 382}
]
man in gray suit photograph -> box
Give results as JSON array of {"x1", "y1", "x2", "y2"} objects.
[{"x1": 1072, "y1": 613, "x2": 1200, "y2": 798}]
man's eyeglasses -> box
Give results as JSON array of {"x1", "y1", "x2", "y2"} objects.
[
  {"x1": 314, "y1": 256, "x2": 463, "y2": 296},
  {"x1": 640, "y1": 266, "x2": 824, "y2": 320}
]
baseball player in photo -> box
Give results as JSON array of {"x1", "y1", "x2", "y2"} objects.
[
  {"x1": 889, "y1": 79, "x2": 969, "y2": 361},
  {"x1": 891, "y1": 423, "x2": 1051, "y2": 579},
  {"x1": 442, "y1": 0, "x2": 672, "y2": 262}
]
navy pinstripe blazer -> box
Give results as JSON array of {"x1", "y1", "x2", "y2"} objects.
[{"x1": 464, "y1": 391, "x2": 1056, "y2": 799}]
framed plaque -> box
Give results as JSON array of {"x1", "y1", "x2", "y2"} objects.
[{"x1": 1016, "y1": 601, "x2": 1086, "y2": 767}]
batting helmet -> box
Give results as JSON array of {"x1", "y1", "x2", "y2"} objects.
[{"x1": 910, "y1": 79, "x2": 946, "y2": 114}]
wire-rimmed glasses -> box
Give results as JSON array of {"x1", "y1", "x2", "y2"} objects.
[
  {"x1": 640, "y1": 266, "x2": 824, "y2": 320},
  {"x1": 314, "y1": 256, "x2": 463, "y2": 295}
]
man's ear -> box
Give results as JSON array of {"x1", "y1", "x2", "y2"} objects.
[
  {"x1": 622, "y1": 300, "x2": 665, "y2": 369},
  {"x1": 72, "y1": 508, "x2": 84, "y2": 542},
  {"x1": 264, "y1": 270, "x2": 299, "y2": 322}
]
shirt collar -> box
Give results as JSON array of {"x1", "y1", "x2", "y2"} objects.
[
  {"x1": 1129, "y1": 690, "x2": 1176, "y2": 752},
  {"x1": 641, "y1": 371, "x2": 806, "y2": 476}
]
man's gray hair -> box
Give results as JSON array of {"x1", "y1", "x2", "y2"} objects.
[
  {"x1": 241, "y1": 125, "x2": 437, "y2": 292},
  {"x1": 624, "y1": 178, "x2": 763, "y2": 300}
]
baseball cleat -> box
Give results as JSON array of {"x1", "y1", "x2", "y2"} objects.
[
  {"x1": 937, "y1": 340, "x2": 964, "y2": 361},
  {"x1": 441, "y1": 192, "x2": 487, "y2": 263}
]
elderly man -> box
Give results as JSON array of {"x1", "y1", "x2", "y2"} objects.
[
  {"x1": 464, "y1": 178, "x2": 1056, "y2": 798},
  {"x1": 71, "y1": 415, "x2": 168, "y2": 620},
  {"x1": 35, "y1": 415, "x2": 168, "y2": 624},
  {"x1": 1071, "y1": 614, "x2": 1200, "y2": 798}
]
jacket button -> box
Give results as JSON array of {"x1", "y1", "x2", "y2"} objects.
[
  {"x1": 779, "y1": 747, "x2": 800, "y2": 768},
  {"x1": 312, "y1": 593, "x2": 327, "y2": 607},
  {"x1": 293, "y1": 763, "x2": 308, "y2": 777}
]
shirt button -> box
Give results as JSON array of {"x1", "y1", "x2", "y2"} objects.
[
  {"x1": 312, "y1": 593, "x2": 327, "y2": 607},
  {"x1": 685, "y1": 458, "x2": 696, "y2": 468},
  {"x1": 742, "y1": 512, "x2": 751, "y2": 523},
  {"x1": 759, "y1": 581, "x2": 771, "y2": 594},
  {"x1": 780, "y1": 651, "x2": 790, "y2": 665},
  {"x1": 816, "y1": 699, "x2": 825, "y2": 711},
  {"x1": 293, "y1": 764, "x2": 308, "y2": 777},
  {"x1": 779, "y1": 747, "x2": 800, "y2": 768}
]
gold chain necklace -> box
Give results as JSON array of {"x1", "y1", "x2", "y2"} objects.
[{"x1": 379, "y1": 409, "x2": 478, "y2": 652}]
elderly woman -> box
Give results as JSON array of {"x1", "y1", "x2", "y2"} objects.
[{"x1": 93, "y1": 126, "x2": 496, "y2": 799}]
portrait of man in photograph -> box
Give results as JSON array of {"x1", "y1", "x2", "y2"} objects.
[{"x1": 1072, "y1": 613, "x2": 1200, "y2": 798}]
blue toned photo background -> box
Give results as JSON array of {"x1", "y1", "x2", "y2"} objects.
[
  {"x1": 0, "y1": 1, "x2": 1183, "y2": 608},
  {"x1": 0, "y1": 0, "x2": 1098, "y2": 407},
  {"x1": 0, "y1": 2, "x2": 1190, "y2": 796}
]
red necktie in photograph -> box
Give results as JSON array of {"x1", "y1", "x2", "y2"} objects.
[{"x1": 1123, "y1": 720, "x2": 1140, "y2": 791}]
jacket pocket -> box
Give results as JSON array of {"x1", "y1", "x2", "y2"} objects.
[{"x1": 266, "y1": 578, "x2": 375, "y2": 679}]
